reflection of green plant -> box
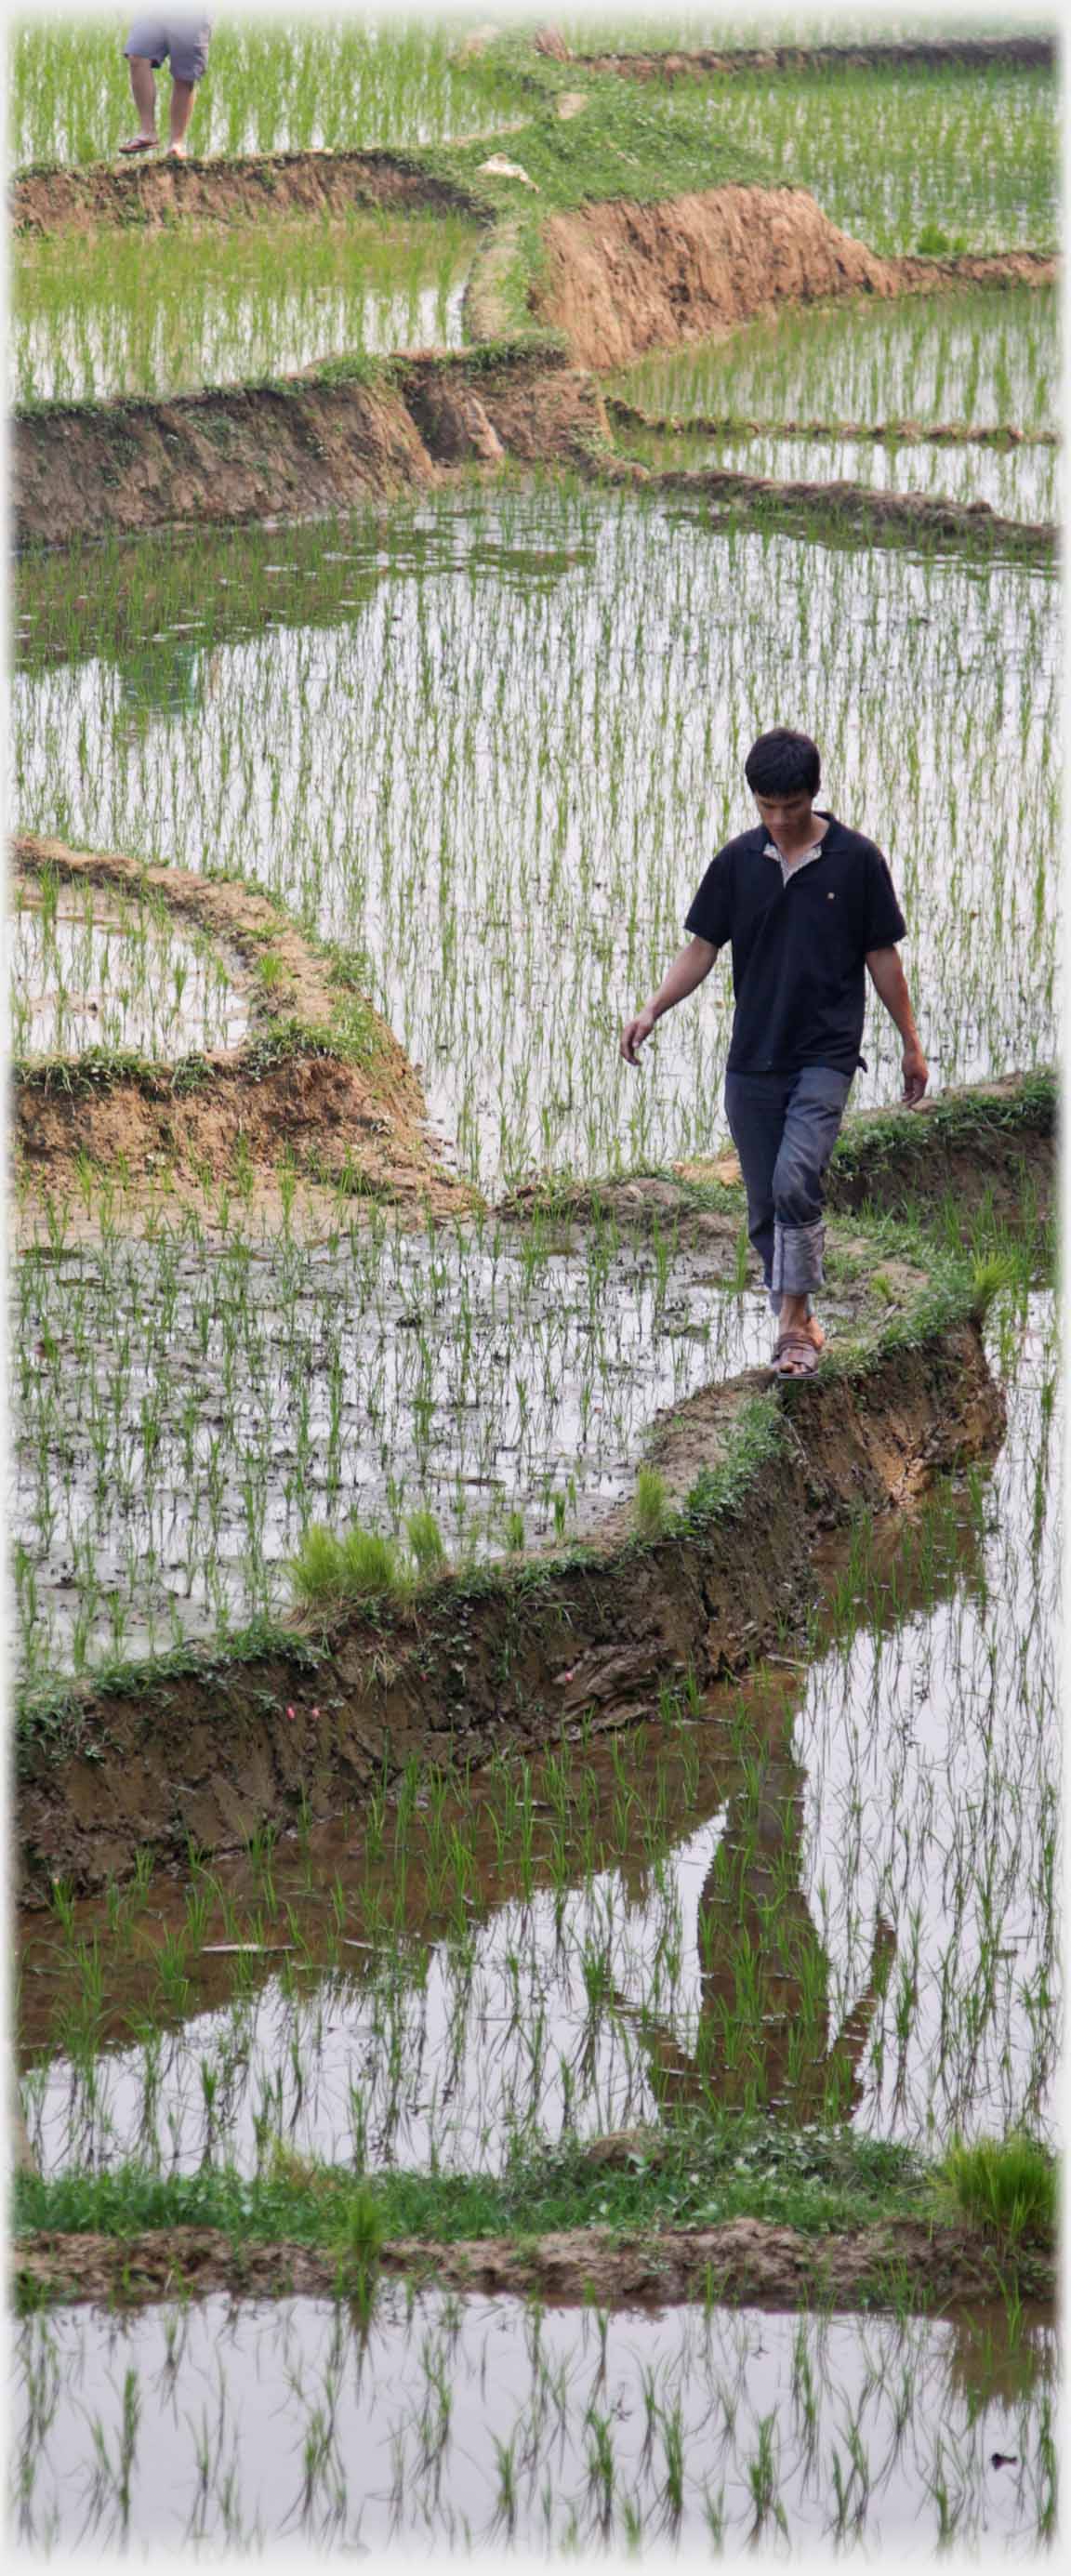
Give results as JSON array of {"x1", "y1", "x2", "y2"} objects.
[{"x1": 942, "y1": 2133, "x2": 1057, "y2": 2242}]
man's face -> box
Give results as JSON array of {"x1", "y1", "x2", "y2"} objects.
[{"x1": 752, "y1": 787, "x2": 816, "y2": 839}]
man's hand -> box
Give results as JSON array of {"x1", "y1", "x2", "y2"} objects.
[
  {"x1": 901, "y1": 1044, "x2": 929, "y2": 1107},
  {"x1": 620, "y1": 1005, "x2": 656, "y2": 1065}
]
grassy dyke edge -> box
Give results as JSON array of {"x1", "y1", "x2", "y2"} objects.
[
  {"x1": 12, "y1": 1187, "x2": 998, "y2": 1774},
  {"x1": 11, "y1": 2122, "x2": 1056, "y2": 2318},
  {"x1": 11, "y1": 836, "x2": 397, "y2": 1089}
]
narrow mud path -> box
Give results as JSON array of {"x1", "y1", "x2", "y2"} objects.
[
  {"x1": 14, "y1": 2214, "x2": 1054, "y2": 2318},
  {"x1": 11, "y1": 146, "x2": 491, "y2": 237},
  {"x1": 16, "y1": 1310, "x2": 1003, "y2": 1902},
  {"x1": 580, "y1": 37, "x2": 1054, "y2": 79}
]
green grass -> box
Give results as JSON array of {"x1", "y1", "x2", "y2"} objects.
[
  {"x1": 11, "y1": 2117, "x2": 950, "y2": 2257},
  {"x1": 942, "y1": 2133, "x2": 1058, "y2": 2242},
  {"x1": 289, "y1": 1521, "x2": 412, "y2": 1611}
]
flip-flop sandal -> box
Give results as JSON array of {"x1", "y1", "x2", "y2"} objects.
[
  {"x1": 118, "y1": 135, "x2": 157, "y2": 154},
  {"x1": 773, "y1": 1331, "x2": 820, "y2": 1377}
]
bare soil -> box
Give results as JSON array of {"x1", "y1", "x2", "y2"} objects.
[
  {"x1": 534, "y1": 189, "x2": 1054, "y2": 371},
  {"x1": 16, "y1": 1315, "x2": 1003, "y2": 1901},
  {"x1": 12, "y1": 836, "x2": 470, "y2": 1223},
  {"x1": 11, "y1": 147, "x2": 487, "y2": 238},
  {"x1": 581, "y1": 38, "x2": 1054, "y2": 79},
  {"x1": 14, "y1": 2215, "x2": 1054, "y2": 2317},
  {"x1": 13, "y1": 350, "x2": 607, "y2": 548}
]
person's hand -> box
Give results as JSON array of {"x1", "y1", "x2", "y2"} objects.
[
  {"x1": 620, "y1": 1005, "x2": 656, "y2": 1065},
  {"x1": 901, "y1": 1044, "x2": 929, "y2": 1106}
]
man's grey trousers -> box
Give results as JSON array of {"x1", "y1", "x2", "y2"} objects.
[{"x1": 723, "y1": 1064, "x2": 853, "y2": 1317}]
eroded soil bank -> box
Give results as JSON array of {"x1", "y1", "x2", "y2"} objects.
[
  {"x1": 14, "y1": 2213, "x2": 1053, "y2": 2318},
  {"x1": 534, "y1": 189, "x2": 1054, "y2": 371},
  {"x1": 11, "y1": 146, "x2": 488, "y2": 238},
  {"x1": 12, "y1": 836, "x2": 469, "y2": 1221},
  {"x1": 17, "y1": 1313, "x2": 1002, "y2": 1902},
  {"x1": 13, "y1": 347, "x2": 605, "y2": 548}
]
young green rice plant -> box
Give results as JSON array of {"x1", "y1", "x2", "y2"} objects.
[
  {"x1": 942, "y1": 2133, "x2": 1056, "y2": 2243},
  {"x1": 634, "y1": 1465, "x2": 668, "y2": 1538}
]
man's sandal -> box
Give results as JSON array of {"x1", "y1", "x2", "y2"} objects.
[
  {"x1": 772, "y1": 1331, "x2": 821, "y2": 1377},
  {"x1": 118, "y1": 134, "x2": 157, "y2": 154}
]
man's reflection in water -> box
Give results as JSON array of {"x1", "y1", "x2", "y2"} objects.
[
  {"x1": 618, "y1": 1482, "x2": 998, "y2": 2127},
  {"x1": 620, "y1": 1733, "x2": 895, "y2": 2122}
]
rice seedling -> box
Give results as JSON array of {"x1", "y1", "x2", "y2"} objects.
[
  {"x1": 12, "y1": 484, "x2": 1057, "y2": 1196},
  {"x1": 941, "y1": 2133, "x2": 1057, "y2": 2242},
  {"x1": 13, "y1": 1211, "x2": 775, "y2": 1676},
  {"x1": 12, "y1": 210, "x2": 482, "y2": 407},
  {"x1": 16, "y1": 2283, "x2": 1053, "y2": 2550},
  {"x1": 612, "y1": 284, "x2": 1057, "y2": 436},
  {"x1": 9, "y1": 16, "x2": 522, "y2": 167}
]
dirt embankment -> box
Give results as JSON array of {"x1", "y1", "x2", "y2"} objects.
[
  {"x1": 12, "y1": 835, "x2": 469, "y2": 1222},
  {"x1": 581, "y1": 37, "x2": 1055, "y2": 79},
  {"x1": 14, "y1": 2213, "x2": 1054, "y2": 2318},
  {"x1": 17, "y1": 1313, "x2": 1002, "y2": 1902},
  {"x1": 642, "y1": 463, "x2": 1053, "y2": 561},
  {"x1": 13, "y1": 348, "x2": 606, "y2": 548},
  {"x1": 608, "y1": 399, "x2": 1058, "y2": 450},
  {"x1": 534, "y1": 188, "x2": 1055, "y2": 371},
  {"x1": 11, "y1": 146, "x2": 487, "y2": 238}
]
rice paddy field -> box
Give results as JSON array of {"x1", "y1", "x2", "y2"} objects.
[
  {"x1": 12, "y1": 485, "x2": 1059, "y2": 1189},
  {"x1": 12, "y1": 211, "x2": 482, "y2": 405},
  {"x1": 7, "y1": 11, "x2": 1062, "y2": 2562}
]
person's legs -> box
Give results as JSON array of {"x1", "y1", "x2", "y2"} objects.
[
  {"x1": 723, "y1": 1070, "x2": 792, "y2": 1310},
  {"x1": 770, "y1": 1066, "x2": 853, "y2": 1352},
  {"x1": 122, "y1": 51, "x2": 160, "y2": 150},
  {"x1": 163, "y1": 21, "x2": 212, "y2": 155},
  {"x1": 166, "y1": 76, "x2": 196, "y2": 153}
]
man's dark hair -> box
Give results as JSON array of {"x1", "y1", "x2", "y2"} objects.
[{"x1": 744, "y1": 729, "x2": 821, "y2": 797}]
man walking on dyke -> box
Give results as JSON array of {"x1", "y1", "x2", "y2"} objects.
[
  {"x1": 120, "y1": 18, "x2": 213, "y2": 158},
  {"x1": 620, "y1": 729, "x2": 928, "y2": 1377}
]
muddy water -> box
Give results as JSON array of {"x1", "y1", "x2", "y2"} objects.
[
  {"x1": 9, "y1": 880, "x2": 247, "y2": 1060},
  {"x1": 12, "y1": 486, "x2": 1057, "y2": 1195},
  {"x1": 19, "y1": 1295, "x2": 1058, "y2": 2166},
  {"x1": 9, "y1": 2284, "x2": 1055, "y2": 2554},
  {"x1": 13, "y1": 1229, "x2": 799, "y2": 1675}
]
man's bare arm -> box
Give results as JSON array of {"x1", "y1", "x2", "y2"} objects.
[
  {"x1": 866, "y1": 946, "x2": 928, "y2": 1105},
  {"x1": 620, "y1": 936, "x2": 719, "y2": 1065}
]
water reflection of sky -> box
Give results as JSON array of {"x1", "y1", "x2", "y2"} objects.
[
  {"x1": 21, "y1": 1297, "x2": 1058, "y2": 2170},
  {"x1": 13, "y1": 492, "x2": 1056, "y2": 1192}
]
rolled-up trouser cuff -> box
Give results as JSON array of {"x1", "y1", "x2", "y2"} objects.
[{"x1": 772, "y1": 1215, "x2": 825, "y2": 1298}]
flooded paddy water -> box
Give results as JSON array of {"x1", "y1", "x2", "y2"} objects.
[
  {"x1": 10, "y1": 866, "x2": 248, "y2": 1062},
  {"x1": 9, "y1": 23, "x2": 1061, "y2": 2557},
  {"x1": 18, "y1": 1290, "x2": 1057, "y2": 2174},
  {"x1": 12, "y1": 481, "x2": 1058, "y2": 1195},
  {"x1": 10, "y1": 2284, "x2": 1056, "y2": 2554},
  {"x1": 12, "y1": 211, "x2": 481, "y2": 406},
  {"x1": 13, "y1": 1217, "x2": 788, "y2": 1677}
]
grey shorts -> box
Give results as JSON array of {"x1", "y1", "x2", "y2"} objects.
[{"x1": 126, "y1": 20, "x2": 212, "y2": 82}]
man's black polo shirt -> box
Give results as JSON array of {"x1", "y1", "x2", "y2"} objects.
[{"x1": 684, "y1": 812, "x2": 906, "y2": 1077}]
